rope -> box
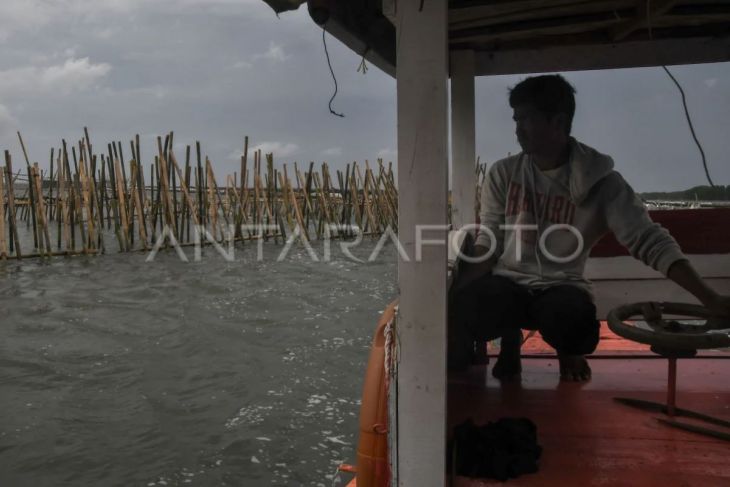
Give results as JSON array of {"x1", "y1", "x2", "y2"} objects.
[
  {"x1": 384, "y1": 320, "x2": 394, "y2": 380},
  {"x1": 660, "y1": 66, "x2": 714, "y2": 187},
  {"x1": 383, "y1": 306, "x2": 398, "y2": 384},
  {"x1": 322, "y1": 26, "x2": 345, "y2": 118},
  {"x1": 646, "y1": 0, "x2": 714, "y2": 187},
  {"x1": 357, "y1": 52, "x2": 369, "y2": 74}
]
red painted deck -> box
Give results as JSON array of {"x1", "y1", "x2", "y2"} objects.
[
  {"x1": 449, "y1": 327, "x2": 730, "y2": 486},
  {"x1": 519, "y1": 321, "x2": 652, "y2": 354}
]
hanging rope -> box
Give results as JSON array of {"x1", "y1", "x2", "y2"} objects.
[
  {"x1": 357, "y1": 49, "x2": 369, "y2": 74},
  {"x1": 322, "y1": 26, "x2": 345, "y2": 118},
  {"x1": 646, "y1": 0, "x2": 714, "y2": 187},
  {"x1": 661, "y1": 66, "x2": 714, "y2": 187},
  {"x1": 384, "y1": 306, "x2": 398, "y2": 385}
]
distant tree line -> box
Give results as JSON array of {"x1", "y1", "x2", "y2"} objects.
[{"x1": 640, "y1": 185, "x2": 730, "y2": 201}]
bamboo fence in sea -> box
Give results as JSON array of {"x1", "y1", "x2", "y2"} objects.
[{"x1": 0, "y1": 131, "x2": 406, "y2": 261}]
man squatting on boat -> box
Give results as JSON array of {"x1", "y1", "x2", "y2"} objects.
[{"x1": 450, "y1": 75, "x2": 730, "y2": 381}]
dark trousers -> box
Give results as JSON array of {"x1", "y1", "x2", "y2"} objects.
[{"x1": 448, "y1": 274, "x2": 600, "y2": 370}]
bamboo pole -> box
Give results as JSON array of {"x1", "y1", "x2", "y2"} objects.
[
  {"x1": 206, "y1": 158, "x2": 231, "y2": 227},
  {"x1": 170, "y1": 140, "x2": 179, "y2": 239},
  {"x1": 255, "y1": 170, "x2": 276, "y2": 241},
  {"x1": 348, "y1": 167, "x2": 363, "y2": 231},
  {"x1": 63, "y1": 141, "x2": 77, "y2": 250},
  {"x1": 18, "y1": 132, "x2": 39, "y2": 248},
  {"x1": 240, "y1": 136, "x2": 248, "y2": 199},
  {"x1": 157, "y1": 152, "x2": 177, "y2": 236},
  {"x1": 183, "y1": 149, "x2": 191, "y2": 242},
  {"x1": 134, "y1": 134, "x2": 146, "y2": 241},
  {"x1": 72, "y1": 171, "x2": 88, "y2": 254},
  {"x1": 279, "y1": 167, "x2": 294, "y2": 231},
  {"x1": 78, "y1": 151, "x2": 96, "y2": 249},
  {"x1": 153, "y1": 157, "x2": 162, "y2": 240},
  {"x1": 287, "y1": 171, "x2": 308, "y2": 243},
  {"x1": 0, "y1": 166, "x2": 7, "y2": 259},
  {"x1": 56, "y1": 155, "x2": 65, "y2": 250},
  {"x1": 230, "y1": 170, "x2": 251, "y2": 239},
  {"x1": 341, "y1": 164, "x2": 352, "y2": 233},
  {"x1": 4, "y1": 152, "x2": 21, "y2": 258},
  {"x1": 129, "y1": 160, "x2": 148, "y2": 248},
  {"x1": 90, "y1": 155, "x2": 105, "y2": 252},
  {"x1": 313, "y1": 171, "x2": 338, "y2": 238},
  {"x1": 101, "y1": 157, "x2": 109, "y2": 230},
  {"x1": 0, "y1": 133, "x2": 408, "y2": 260},
  {"x1": 114, "y1": 158, "x2": 130, "y2": 252},
  {"x1": 205, "y1": 159, "x2": 218, "y2": 241},
  {"x1": 149, "y1": 162, "x2": 156, "y2": 242},
  {"x1": 169, "y1": 153, "x2": 200, "y2": 228},
  {"x1": 25, "y1": 165, "x2": 39, "y2": 249},
  {"x1": 48, "y1": 149, "x2": 55, "y2": 222},
  {"x1": 294, "y1": 164, "x2": 315, "y2": 237},
  {"x1": 32, "y1": 164, "x2": 52, "y2": 255}
]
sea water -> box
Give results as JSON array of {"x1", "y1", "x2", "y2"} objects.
[{"x1": 0, "y1": 241, "x2": 397, "y2": 486}]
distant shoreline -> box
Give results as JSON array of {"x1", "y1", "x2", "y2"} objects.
[{"x1": 640, "y1": 184, "x2": 730, "y2": 202}]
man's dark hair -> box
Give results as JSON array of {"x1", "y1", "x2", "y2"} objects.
[{"x1": 509, "y1": 74, "x2": 576, "y2": 134}]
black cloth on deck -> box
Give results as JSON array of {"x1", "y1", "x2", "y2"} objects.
[{"x1": 448, "y1": 417, "x2": 542, "y2": 482}]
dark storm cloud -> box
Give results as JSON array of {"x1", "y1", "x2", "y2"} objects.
[{"x1": 0, "y1": 1, "x2": 728, "y2": 191}]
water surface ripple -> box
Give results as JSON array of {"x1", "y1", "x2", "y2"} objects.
[{"x1": 0, "y1": 242, "x2": 397, "y2": 486}]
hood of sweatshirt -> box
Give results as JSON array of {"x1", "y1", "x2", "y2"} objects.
[
  {"x1": 567, "y1": 137, "x2": 615, "y2": 205},
  {"x1": 476, "y1": 138, "x2": 686, "y2": 293}
]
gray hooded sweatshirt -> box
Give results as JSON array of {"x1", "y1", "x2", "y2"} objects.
[{"x1": 475, "y1": 138, "x2": 686, "y2": 294}]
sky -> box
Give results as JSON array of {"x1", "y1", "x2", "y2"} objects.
[{"x1": 0, "y1": 0, "x2": 728, "y2": 192}]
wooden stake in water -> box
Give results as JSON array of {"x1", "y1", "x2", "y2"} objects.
[
  {"x1": 169, "y1": 153, "x2": 201, "y2": 228},
  {"x1": 0, "y1": 165, "x2": 7, "y2": 259},
  {"x1": 114, "y1": 158, "x2": 130, "y2": 252},
  {"x1": 25, "y1": 165, "x2": 39, "y2": 249},
  {"x1": 48, "y1": 149, "x2": 55, "y2": 222},
  {"x1": 32, "y1": 164, "x2": 52, "y2": 256},
  {"x1": 183, "y1": 146, "x2": 191, "y2": 242},
  {"x1": 129, "y1": 160, "x2": 148, "y2": 248},
  {"x1": 56, "y1": 154, "x2": 65, "y2": 250},
  {"x1": 78, "y1": 151, "x2": 96, "y2": 250},
  {"x1": 4, "y1": 152, "x2": 21, "y2": 258},
  {"x1": 196, "y1": 141, "x2": 204, "y2": 232}
]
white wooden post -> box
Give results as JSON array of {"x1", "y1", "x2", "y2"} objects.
[
  {"x1": 396, "y1": 1, "x2": 449, "y2": 486},
  {"x1": 450, "y1": 50, "x2": 476, "y2": 230}
]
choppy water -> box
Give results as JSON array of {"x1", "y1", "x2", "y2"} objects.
[{"x1": 0, "y1": 241, "x2": 397, "y2": 486}]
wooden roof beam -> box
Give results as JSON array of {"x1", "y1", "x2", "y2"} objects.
[
  {"x1": 449, "y1": 1, "x2": 635, "y2": 31},
  {"x1": 449, "y1": 0, "x2": 598, "y2": 24},
  {"x1": 472, "y1": 35, "x2": 730, "y2": 76},
  {"x1": 451, "y1": 16, "x2": 620, "y2": 45},
  {"x1": 611, "y1": 0, "x2": 679, "y2": 41}
]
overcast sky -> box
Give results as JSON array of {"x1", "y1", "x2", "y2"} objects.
[{"x1": 1, "y1": 0, "x2": 728, "y2": 192}]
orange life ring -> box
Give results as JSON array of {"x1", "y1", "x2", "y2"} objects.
[{"x1": 356, "y1": 300, "x2": 398, "y2": 487}]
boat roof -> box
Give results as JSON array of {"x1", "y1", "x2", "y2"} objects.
[{"x1": 261, "y1": 1, "x2": 730, "y2": 77}]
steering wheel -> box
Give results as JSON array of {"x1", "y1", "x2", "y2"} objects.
[{"x1": 607, "y1": 302, "x2": 730, "y2": 351}]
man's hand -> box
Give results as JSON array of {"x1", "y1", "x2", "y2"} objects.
[
  {"x1": 667, "y1": 260, "x2": 730, "y2": 318},
  {"x1": 452, "y1": 245, "x2": 495, "y2": 295}
]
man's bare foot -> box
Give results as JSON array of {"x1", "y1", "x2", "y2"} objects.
[
  {"x1": 558, "y1": 354, "x2": 591, "y2": 381},
  {"x1": 492, "y1": 330, "x2": 522, "y2": 380}
]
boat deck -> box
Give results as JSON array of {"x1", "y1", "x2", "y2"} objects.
[{"x1": 448, "y1": 326, "x2": 730, "y2": 486}]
